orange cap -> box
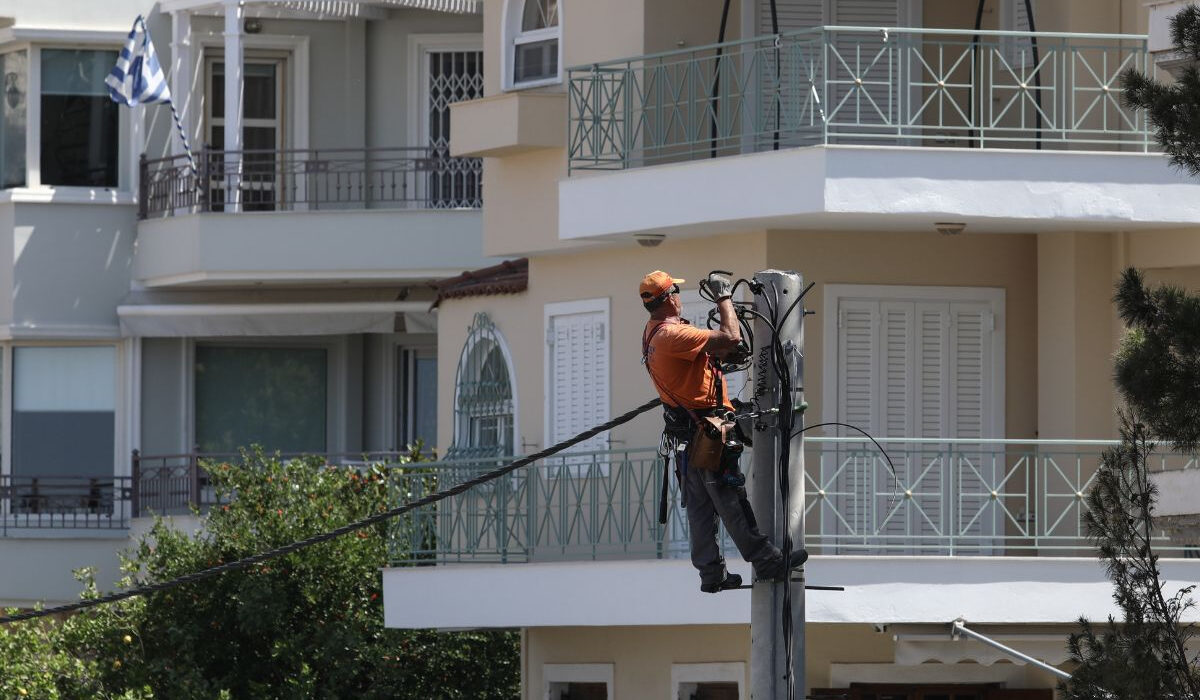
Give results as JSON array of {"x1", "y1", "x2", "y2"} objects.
[{"x1": 639, "y1": 270, "x2": 685, "y2": 301}]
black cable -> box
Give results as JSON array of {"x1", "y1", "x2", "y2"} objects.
[
  {"x1": 1024, "y1": 0, "x2": 1042, "y2": 149},
  {"x1": 710, "y1": 0, "x2": 733, "y2": 159},
  {"x1": 0, "y1": 398, "x2": 664, "y2": 626}
]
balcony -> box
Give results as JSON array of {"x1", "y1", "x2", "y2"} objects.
[
  {"x1": 0, "y1": 475, "x2": 133, "y2": 534},
  {"x1": 560, "y1": 27, "x2": 1200, "y2": 241},
  {"x1": 133, "y1": 147, "x2": 493, "y2": 287}
]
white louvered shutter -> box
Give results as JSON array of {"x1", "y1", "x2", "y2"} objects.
[
  {"x1": 833, "y1": 299, "x2": 877, "y2": 540},
  {"x1": 949, "y1": 302, "x2": 997, "y2": 547},
  {"x1": 548, "y1": 309, "x2": 609, "y2": 455},
  {"x1": 1001, "y1": 0, "x2": 1035, "y2": 68},
  {"x1": 832, "y1": 291, "x2": 999, "y2": 554},
  {"x1": 757, "y1": 0, "x2": 824, "y2": 147},
  {"x1": 827, "y1": 0, "x2": 903, "y2": 143}
]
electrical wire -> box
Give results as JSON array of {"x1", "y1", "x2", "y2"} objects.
[{"x1": 0, "y1": 398, "x2": 664, "y2": 626}]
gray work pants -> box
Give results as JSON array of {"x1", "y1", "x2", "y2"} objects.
[{"x1": 682, "y1": 457, "x2": 781, "y2": 586}]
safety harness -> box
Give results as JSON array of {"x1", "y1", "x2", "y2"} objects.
[{"x1": 641, "y1": 318, "x2": 731, "y2": 524}]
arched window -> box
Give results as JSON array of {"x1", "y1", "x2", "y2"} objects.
[
  {"x1": 449, "y1": 313, "x2": 515, "y2": 459},
  {"x1": 504, "y1": 0, "x2": 561, "y2": 89}
]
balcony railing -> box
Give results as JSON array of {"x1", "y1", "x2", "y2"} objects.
[
  {"x1": 384, "y1": 439, "x2": 1200, "y2": 565},
  {"x1": 568, "y1": 27, "x2": 1158, "y2": 172},
  {"x1": 0, "y1": 475, "x2": 133, "y2": 534},
  {"x1": 138, "y1": 146, "x2": 482, "y2": 219}
]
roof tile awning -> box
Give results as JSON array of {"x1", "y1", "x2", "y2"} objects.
[{"x1": 432, "y1": 258, "x2": 528, "y2": 307}]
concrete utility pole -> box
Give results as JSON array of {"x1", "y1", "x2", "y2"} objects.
[{"x1": 749, "y1": 270, "x2": 806, "y2": 699}]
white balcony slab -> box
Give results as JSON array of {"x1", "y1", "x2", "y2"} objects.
[
  {"x1": 134, "y1": 208, "x2": 492, "y2": 287},
  {"x1": 383, "y1": 556, "x2": 1200, "y2": 629},
  {"x1": 558, "y1": 146, "x2": 1200, "y2": 243}
]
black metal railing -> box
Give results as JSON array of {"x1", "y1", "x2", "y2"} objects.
[
  {"x1": 138, "y1": 146, "x2": 483, "y2": 219},
  {"x1": 131, "y1": 450, "x2": 424, "y2": 517},
  {"x1": 0, "y1": 475, "x2": 133, "y2": 533}
]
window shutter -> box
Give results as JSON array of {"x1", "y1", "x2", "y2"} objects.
[
  {"x1": 548, "y1": 309, "x2": 609, "y2": 454},
  {"x1": 834, "y1": 299, "x2": 877, "y2": 537},
  {"x1": 950, "y1": 302, "x2": 997, "y2": 544},
  {"x1": 758, "y1": 0, "x2": 823, "y2": 35},
  {"x1": 827, "y1": 0, "x2": 903, "y2": 141}
]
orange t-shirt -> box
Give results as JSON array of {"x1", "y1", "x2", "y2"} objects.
[{"x1": 643, "y1": 318, "x2": 733, "y2": 411}]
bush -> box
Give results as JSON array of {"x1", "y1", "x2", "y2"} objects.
[{"x1": 0, "y1": 448, "x2": 519, "y2": 699}]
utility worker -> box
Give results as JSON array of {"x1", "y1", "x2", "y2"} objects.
[{"x1": 640, "y1": 270, "x2": 806, "y2": 593}]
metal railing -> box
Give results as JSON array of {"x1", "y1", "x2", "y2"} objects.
[
  {"x1": 384, "y1": 439, "x2": 1200, "y2": 565},
  {"x1": 130, "y1": 449, "x2": 422, "y2": 517},
  {"x1": 568, "y1": 26, "x2": 1159, "y2": 172},
  {"x1": 138, "y1": 146, "x2": 482, "y2": 219},
  {"x1": 0, "y1": 475, "x2": 133, "y2": 534}
]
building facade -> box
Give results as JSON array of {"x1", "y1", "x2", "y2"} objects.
[
  {"x1": 0, "y1": 0, "x2": 496, "y2": 606},
  {"x1": 381, "y1": 0, "x2": 1200, "y2": 698}
]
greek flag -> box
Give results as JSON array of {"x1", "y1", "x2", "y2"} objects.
[{"x1": 106, "y1": 15, "x2": 171, "y2": 106}]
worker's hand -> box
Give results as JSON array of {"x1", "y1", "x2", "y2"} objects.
[{"x1": 706, "y1": 272, "x2": 733, "y2": 301}]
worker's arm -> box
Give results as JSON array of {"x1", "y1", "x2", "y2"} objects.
[{"x1": 702, "y1": 274, "x2": 741, "y2": 355}]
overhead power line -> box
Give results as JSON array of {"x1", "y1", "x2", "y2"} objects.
[{"x1": 0, "y1": 398, "x2": 663, "y2": 625}]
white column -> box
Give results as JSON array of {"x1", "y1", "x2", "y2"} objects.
[
  {"x1": 223, "y1": 0, "x2": 243, "y2": 210},
  {"x1": 170, "y1": 10, "x2": 194, "y2": 158}
]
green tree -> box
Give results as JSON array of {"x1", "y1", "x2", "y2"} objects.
[
  {"x1": 1124, "y1": 4, "x2": 1200, "y2": 176},
  {"x1": 0, "y1": 449, "x2": 518, "y2": 699},
  {"x1": 1061, "y1": 270, "x2": 1200, "y2": 700}
]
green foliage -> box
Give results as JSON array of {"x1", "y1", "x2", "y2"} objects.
[
  {"x1": 1123, "y1": 4, "x2": 1200, "y2": 176},
  {"x1": 1114, "y1": 268, "x2": 1200, "y2": 454},
  {"x1": 1062, "y1": 418, "x2": 1199, "y2": 700},
  {"x1": 1061, "y1": 269, "x2": 1200, "y2": 700},
  {"x1": 0, "y1": 448, "x2": 519, "y2": 699}
]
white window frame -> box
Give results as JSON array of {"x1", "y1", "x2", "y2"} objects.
[
  {"x1": 451, "y1": 317, "x2": 519, "y2": 456},
  {"x1": 502, "y1": 0, "x2": 563, "y2": 91},
  {"x1": 0, "y1": 41, "x2": 135, "y2": 199},
  {"x1": 671, "y1": 662, "x2": 745, "y2": 700},
  {"x1": 544, "y1": 663, "x2": 613, "y2": 700},
  {"x1": 820, "y1": 283, "x2": 1005, "y2": 438},
  {"x1": 203, "y1": 54, "x2": 287, "y2": 153},
  {"x1": 542, "y1": 297, "x2": 610, "y2": 454},
  {"x1": 406, "y1": 33, "x2": 484, "y2": 151},
  {"x1": 193, "y1": 33, "x2": 310, "y2": 152},
  {"x1": 0, "y1": 340, "x2": 129, "y2": 527}
]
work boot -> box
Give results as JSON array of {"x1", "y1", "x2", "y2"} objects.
[
  {"x1": 756, "y1": 549, "x2": 809, "y2": 582},
  {"x1": 700, "y1": 573, "x2": 743, "y2": 593}
]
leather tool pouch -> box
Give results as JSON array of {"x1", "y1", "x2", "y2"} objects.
[{"x1": 688, "y1": 415, "x2": 730, "y2": 472}]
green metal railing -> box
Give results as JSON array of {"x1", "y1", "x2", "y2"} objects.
[
  {"x1": 567, "y1": 26, "x2": 1158, "y2": 172},
  {"x1": 386, "y1": 439, "x2": 1199, "y2": 565}
]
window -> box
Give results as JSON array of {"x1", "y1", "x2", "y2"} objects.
[
  {"x1": 205, "y1": 56, "x2": 285, "y2": 211},
  {"x1": 40, "y1": 49, "x2": 119, "y2": 187},
  {"x1": 450, "y1": 313, "x2": 515, "y2": 459},
  {"x1": 673, "y1": 662, "x2": 745, "y2": 700},
  {"x1": 544, "y1": 299, "x2": 609, "y2": 457},
  {"x1": 398, "y1": 347, "x2": 438, "y2": 452},
  {"x1": 544, "y1": 664, "x2": 613, "y2": 700},
  {"x1": 506, "y1": 0, "x2": 561, "y2": 89},
  {"x1": 1, "y1": 50, "x2": 27, "y2": 188},
  {"x1": 424, "y1": 47, "x2": 483, "y2": 208},
  {"x1": 821, "y1": 285, "x2": 1005, "y2": 554},
  {"x1": 194, "y1": 345, "x2": 327, "y2": 454}
]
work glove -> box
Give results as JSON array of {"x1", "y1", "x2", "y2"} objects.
[{"x1": 706, "y1": 272, "x2": 733, "y2": 301}]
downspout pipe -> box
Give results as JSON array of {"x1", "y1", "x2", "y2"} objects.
[{"x1": 950, "y1": 618, "x2": 1070, "y2": 680}]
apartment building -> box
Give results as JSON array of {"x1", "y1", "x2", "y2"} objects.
[
  {"x1": 0, "y1": 0, "x2": 495, "y2": 607},
  {"x1": 380, "y1": 0, "x2": 1200, "y2": 698}
]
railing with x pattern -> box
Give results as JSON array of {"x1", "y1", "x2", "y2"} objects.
[
  {"x1": 386, "y1": 439, "x2": 1198, "y2": 565},
  {"x1": 568, "y1": 26, "x2": 1160, "y2": 172}
]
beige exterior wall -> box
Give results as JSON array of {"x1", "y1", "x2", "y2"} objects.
[
  {"x1": 1036, "y1": 233, "x2": 1120, "y2": 440},
  {"x1": 437, "y1": 234, "x2": 767, "y2": 453},
  {"x1": 766, "y1": 230, "x2": 1040, "y2": 441},
  {"x1": 525, "y1": 623, "x2": 1066, "y2": 698}
]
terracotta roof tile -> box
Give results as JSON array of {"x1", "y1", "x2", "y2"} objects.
[{"x1": 432, "y1": 258, "x2": 529, "y2": 307}]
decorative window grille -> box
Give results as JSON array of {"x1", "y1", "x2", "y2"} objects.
[
  {"x1": 507, "y1": 0, "x2": 560, "y2": 88},
  {"x1": 426, "y1": 49, "x2": 483, "y2": 208},
  {"x1": 448, "y1": 313, "x2": 514, "y2": 460}
]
